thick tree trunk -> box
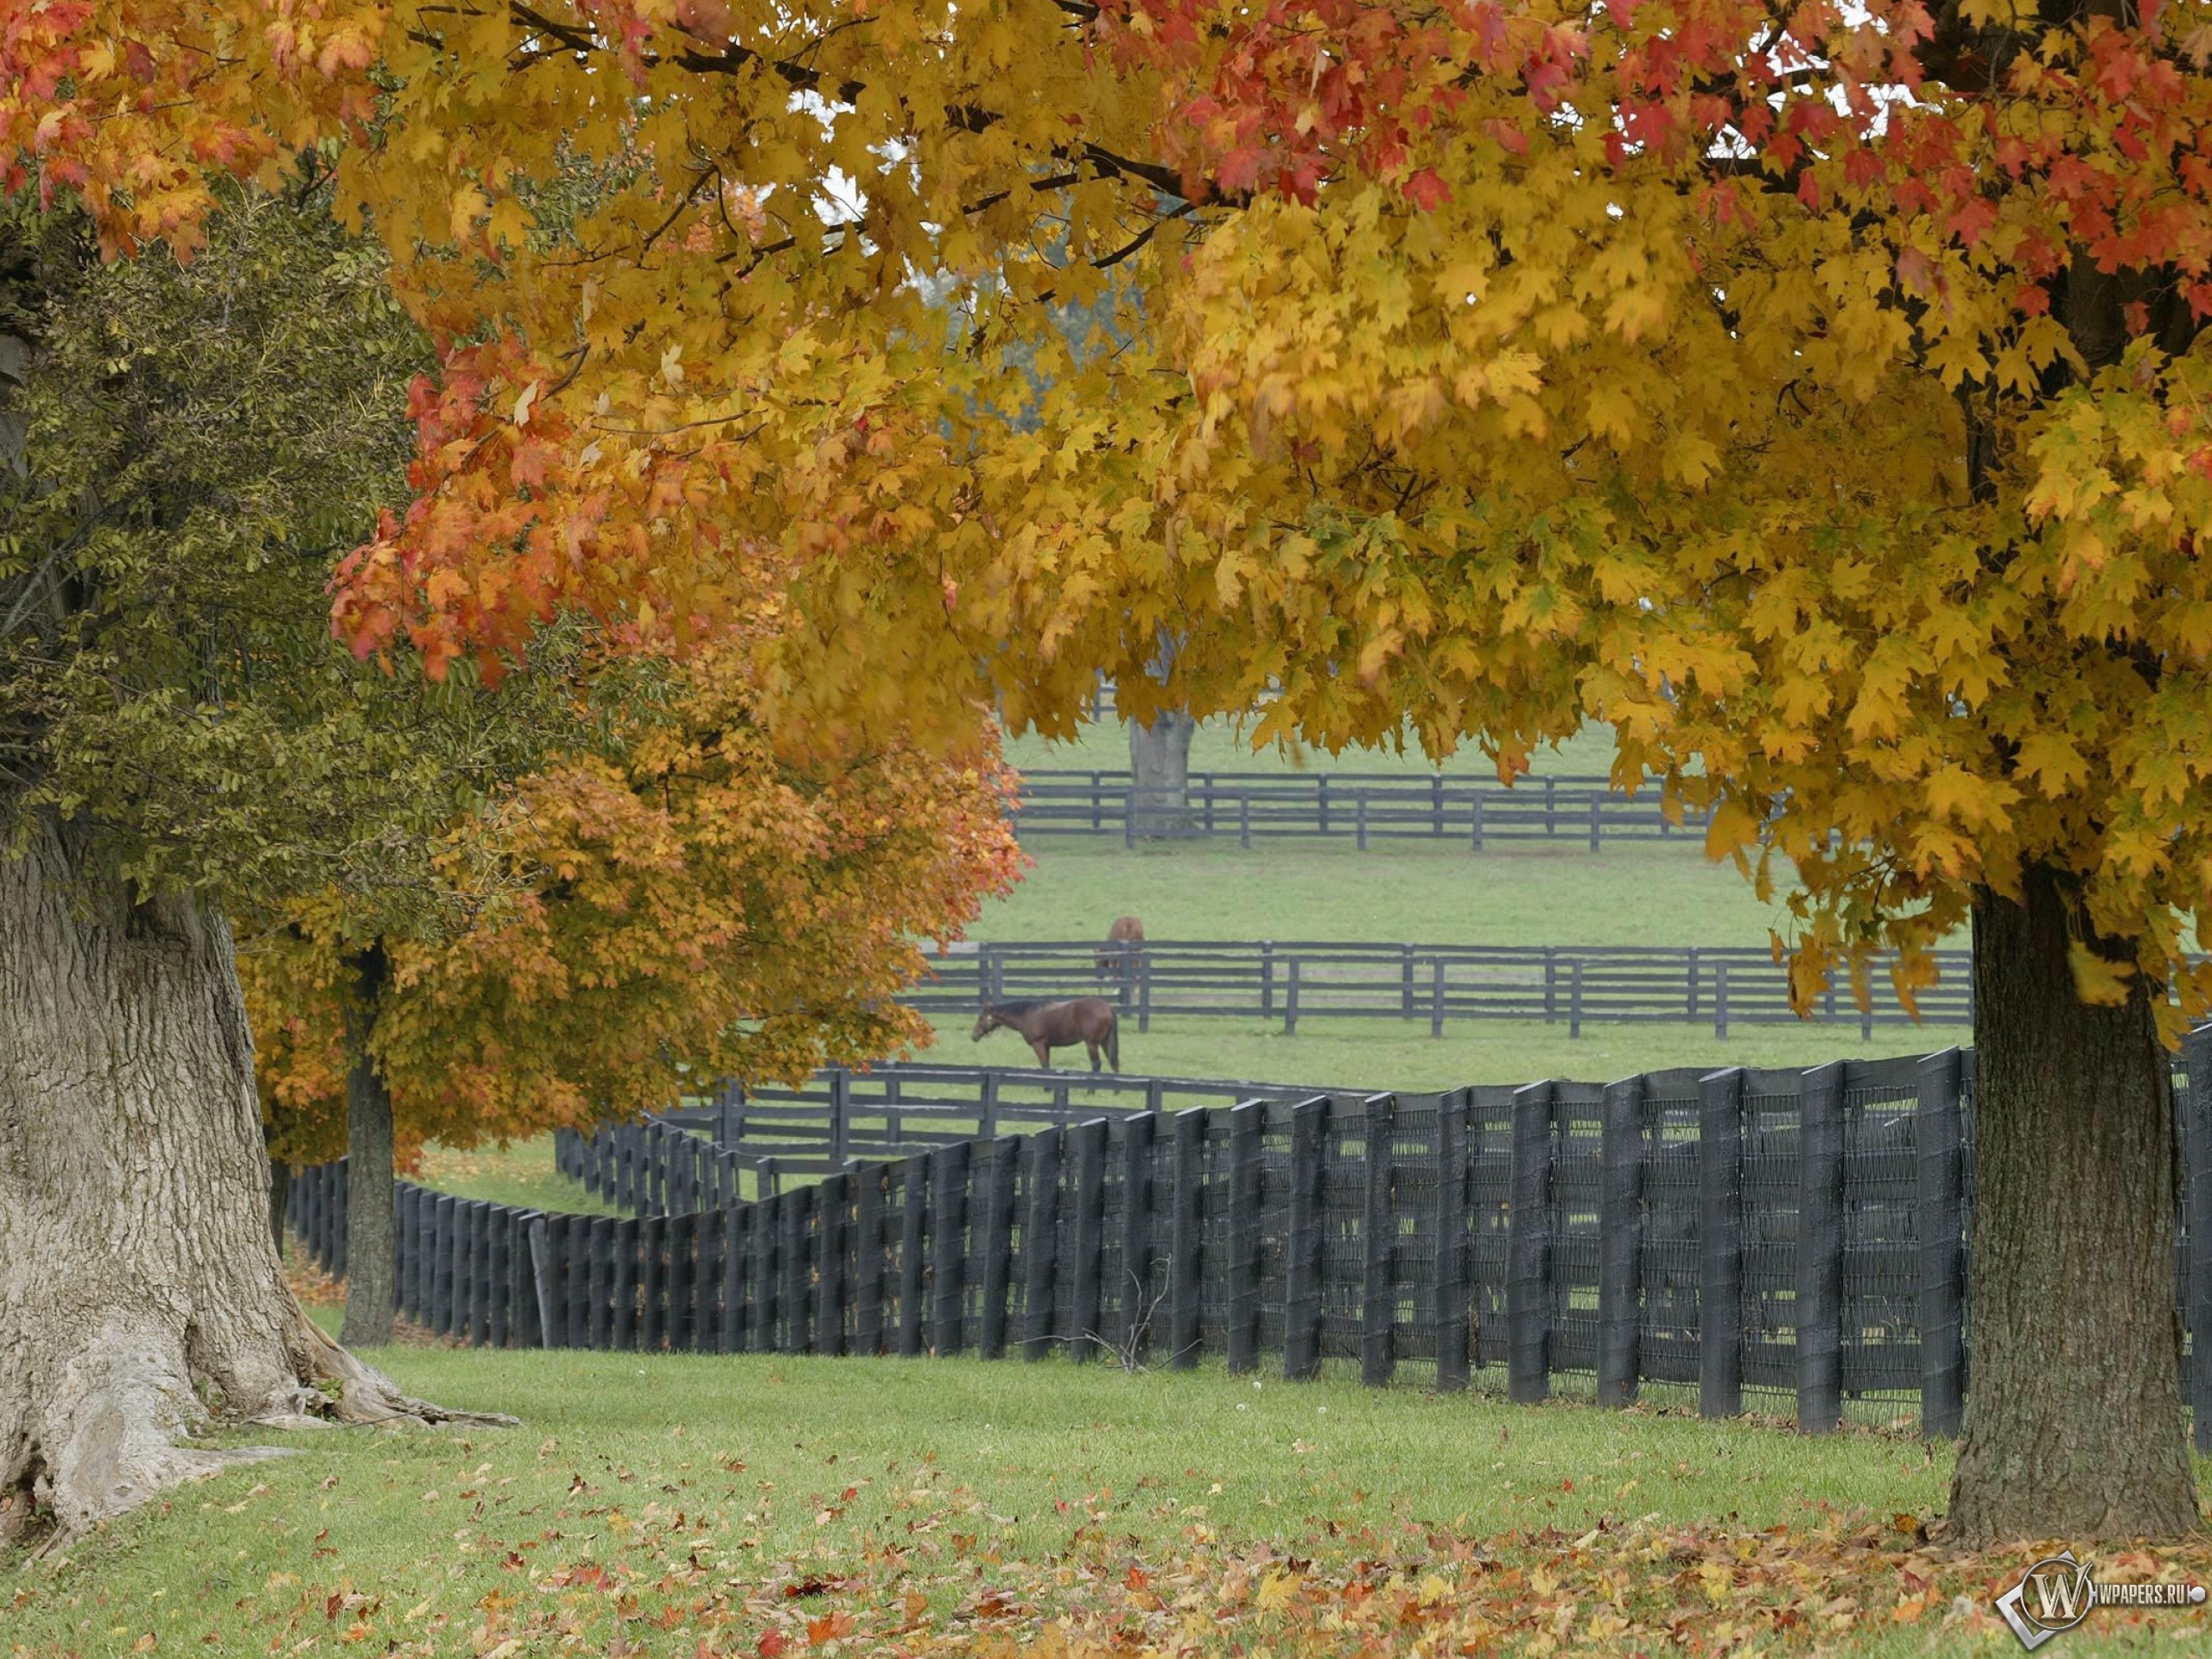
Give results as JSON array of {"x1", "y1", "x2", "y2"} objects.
[
  {"x1": 267, "y1": 1147, "x2": 292, "y2": 1255},
  {"x1": 340, "y1": 946, "x2": 397, "y2": 1348},
  {"x1": 1948, "y1": 864, "x2": 2200, "y2": 1544},
  {"x1": 1128, "y1": 709, "x2": 1196, "y2": 840},
  {"x1": 0, "y1": 815, "x2": 501, "y2": 1548}
]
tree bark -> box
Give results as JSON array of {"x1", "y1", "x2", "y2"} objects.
[
  {"x1": 1128, "y1": 709, "x2": 1196, "y2": 840},
  {"x1": 0, "y1": 814, "x2": 502, "y2": 1548},
  {"x1": 340, "y1": 944, "x2": 397, "y2": 1348},
  {"x1": 264, "y1": 1123, "x2": 291, "y2": 1256},
  {"x1": 1948, "y1": 863, "x2": 2200, "y2": 1544}
]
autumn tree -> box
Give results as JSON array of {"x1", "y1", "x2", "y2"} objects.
[
  {"x1": 20, "y1": 0, "x2": 2212, "y2": 1543},
  {"x1": 0, "y1": 181, "x2": 563, "y2": 1543},
  {"x1": 245, "y1": 637, "x2": 1021, "y2": 1342}
]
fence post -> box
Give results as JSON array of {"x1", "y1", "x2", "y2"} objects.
[
  {"x1": 1431, "y1": 958, "x2": 1446, "y2": 1039},
  {"x1": 898, "y1": 1158, "x2": 929, "y2": 1357},
  {"x1": 1072, "y1": 1118, "x2": 1109, "y2": 1363},
  {"x1": 1687, "y1": 947, "x2": 1700, "y2": 1018},
  {"x1": 1227, "y1": 1102, "x2": 1263, "y2": 1374},
  {"x1": 1261, "y1": 943, "x2": 1275, "y2": 1020},
  {"x1": 1431, "y1": 773, "x2": 1444, "y2": 837},
  {"x1": 814, "y1": 1174, "x2": 846, "y2": 1357},
  {"x1": 2186, "y1": 1027, "x2": 2212, "y2": 1455},
  {"x1": 1714, "y1": 963, "x2": 1730, "y2": 1040},
  {"x1": 1283, "y1": 1096, "x2": 1328, "y2": 1380},
  {"x1": 1286, "y1": 958, "x2": 1300, "y2": 1036},
  {"x1": 1119, "y1": 1113, "x2": 1157, "y2": 1362},
  {"x1": 1138, "y1": 952, "x2": 1152, "y2": 1034},
  {"x1": 1588, "y1": 796, "x2": 1603, "y2": 854},
  {"x1": 489, "y1": 1207, "x2": 512, "y2": 1349},
  {"x1": 1598, "y1": 1076, "x2": 1643, "y2": 1408},
  {"x1": 430, "y1": 1193, "x2": 454, "y2": 1334},
  {"x1": 980, "y1": 1138, "x2": 1019, "y2": 1359},
  {"x1": 613, "y1": 1217, "x2": 639, "y2": 1351},
  {"x1": 1319, "y1": 775, "x2": 1331, "y2": 836},
  {"x1": 783, "y1": 1188, "x2": 813, "y2": 1355},
  {"x1": 1023, "y1": 1128, "x2": 1062, "y2": 1360},
  {"x1": 1570, "y1": 962, "x2": 1585, "y2": 1040},
  {"x1": 930, "y1": 1143, "x2": 969, "y2": 1357},
  {"x1": 1917, "y1": 1047, "x2": 1966, "y2": 1439},
  {"x1": 1471, "y1": 793, "x2": 1484, "y2": 852},
  {"x1": 752, "y1": 1193, "x2": 779, "y2": 1354},
  {"x1": 1544, "y1": 776, "x2": 1558, "y2": 837},
  {"x1": 1124, "y1": 790, "x2": 1136, "y2": 849},
  {"x1": 529, "y1": 1217, "x2": 557, "y2": 1349},
  {"x1": 1435, "y1": 1089, "x2": 1471, "y2": 1392},
  {"x1": 1361, "y1": 1094, "x2": 1397, "y2": 1388},
  {"x1": 690, "y1": 1205, "x2": 719, "y2": 1354},
  {"x1": 1169, "y1": 1108, "x2": 1205, "y2": 1370},
  {"x1": 671, "y1": 1211, "x2": 698, "y2": 1353},
  {"x1": 588, "y1": 1216, "x2": 614, "y2": 1349},
  {"x1": 1508, "y1": 1081, "x2": 1554, "y2": 1403},
  {"x1": 1399, "y1": 944, "x2": 1414, "y2": 1020},
  {"x1": 722, "y1": 1205, "x2": 747, "y2": 1355},
  {"x1": 640, "y1": 1212, "x2": 665, "y2": 1352},
  {"x1": 830, "y1": 1069, "x2": 851, "y2": 1165},
  {"x1": 854, "y1": 1164, "x2": 887, "y2": 1357},
  {"x1": 1543, "y1": 948, "x2": 1558, "y2": 1025},
  {"x1": 1356, "y1": 793, "x2": 1368, "y2": 851},
  {"x1": 1239, "y1": 792, "x2": 1252, "y2": 849},
  {"x1": 981, "y1": 1071, "x2": 1001, "y2": 1141},
  {"x1": 1796, "y1": 1061, "x2": 1846, "y2": 1434},
  {"x1": 1699, "y1": 1067, "x2": 1745, "y2": 1419}
]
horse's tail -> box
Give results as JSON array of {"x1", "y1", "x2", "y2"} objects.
[{"x1": 1106, "y1": 1013, "x2": 1120, "y2": 1072}]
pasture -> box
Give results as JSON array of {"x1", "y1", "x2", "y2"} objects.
[{"x1": 7, "y1": 1317, "x2": 2205, "y2": 1658}]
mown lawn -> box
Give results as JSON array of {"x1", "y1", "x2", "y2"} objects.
[
  {"x1": 7, "y1": 1340, "x2": 2205, "y2": 1658},
  {"x1": 934, "y1": 1013, "x2": 1967, "y2": 1093},
  {"x1": 416, "y1": 1139, "x2": 628, "y2": 1218}
]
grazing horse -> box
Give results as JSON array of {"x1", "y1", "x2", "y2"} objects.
[
  {"x1": 972, "y1": 997, "x2": 1120, "y2": 1071},
  {"x1": 1094, "y1": 915, "x2": 1146, "y2": 982}
]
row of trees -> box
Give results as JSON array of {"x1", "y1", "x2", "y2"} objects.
[{"x1": 8, "y1": 0, "x2": 2212, "y2": 1547}]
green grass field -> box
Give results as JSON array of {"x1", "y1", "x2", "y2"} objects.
[
  {"x1": 970, "y1": 839, "x2": 1806, "y2": 946},
  {"x1": 7, "y1": 1338, "x2": 2203, "y2": 1658},
  {"x1": 938, "y1": 1014, "x2": 1967, "y2": 1092}
]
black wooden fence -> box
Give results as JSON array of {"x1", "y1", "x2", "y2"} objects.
[
  {"x1": 1014, "y1": 770, "x2": 1719, "y2": 849},
  {"x1": 912, "y1": 939, "x2": 1976, "y2": 1034},
  {"x1": 289, "y1": 1033, "x2": 2212, "y2": 1449}
]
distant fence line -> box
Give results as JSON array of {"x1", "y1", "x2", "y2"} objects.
[
  {"x1": 907, "y1": 939, "x2": 1975, "y2": 1035},
  {"x1": 1012, "y1": 770, "x2": 1719, "y2": 849},
  {"x1": 288, "y1": 1036, "x2": 2212, "y2": 1449}
]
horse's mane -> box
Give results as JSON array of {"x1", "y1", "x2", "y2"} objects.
[{"x1": 983, "y1": 997, "x2": 1061, "y2": 1015}]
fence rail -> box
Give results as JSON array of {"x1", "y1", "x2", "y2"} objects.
[
  {"x1": 288, "y1": 1033, "x2": 2212, "y2": 1450},
  {"x1": 1012, "y1": 770, "x2": 1718, "y2": 848},
  {"x1": 910, "y1": 939, "x2": 1975, "y2": 1035}
]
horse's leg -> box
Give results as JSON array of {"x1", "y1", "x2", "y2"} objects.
[
  {"x1": 1089, "y1": 1038, "x2": 1102, "y2": 1072},
  {"x1": 1033, "y1": 1036, "x2": 1050, "y2": 1069}
]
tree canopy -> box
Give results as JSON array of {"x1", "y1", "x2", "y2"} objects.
[
  {"x1": 17, "y1": 0, "x2": 2212, "y2": 1541},
  {"x1": 19, "y1": 0, "x2": 2212, "y2": 1010},
  {"x1": 248, "y1": 632, "x2": 1023, "y2": 1170}
]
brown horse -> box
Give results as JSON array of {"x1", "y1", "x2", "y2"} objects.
[
  {"x1": 1094, "y1": 915, "x2": 1146, "y2": 982},
  {"x1": 972, "y1": 997, "x2": 1120, "y2": 1071}
]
